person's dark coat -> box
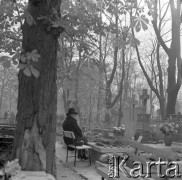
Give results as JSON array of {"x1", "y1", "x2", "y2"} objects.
[{"x1": 62, "y1": 114, "x2": 83, "y2": 145}]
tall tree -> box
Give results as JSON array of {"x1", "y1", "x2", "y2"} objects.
[
  {"x1": 152, "y1": 0, "x2": 182, "y2": 116},
  {"x1": 12, "y1": 0, "x2": 64, "y2": 175},
  {"x1": 135, "y1": 0, "x2": 182, "y2": 117}
]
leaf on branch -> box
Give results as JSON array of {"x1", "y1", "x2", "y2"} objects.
[
  {"x1": 130, "y1": 37, "x2": 140, "y2": 47},
  {"x1": 141, "y1": 20, "x2": 148, "y2": 31},
  {"x1": 135, "y1": 20, "x2": 141, "y2": 32},
  {"x1": 26, "y1": 50, "x2": 40, "y2": 62},
  {"x1": 18, "y1": 63, "x2": 27, "y2": 70},
  {"x1": 132, "y1": 15, "x2": 149, "y2": 32},
  {"x1": 20, "y1": 55, "x2": 27, "y2": 63},
  {"x1": 23, "y1": 67, "x2": 31, "y2": 76},
  {"x1": 134, "y1": 37, "x2": 140, "y2": 46},
  {"x1": 25, "y1": 10, "x2": 36, "y2": 26},
  {"x1": 31, "y1": 50, "x2": 40, "y2": 61},
  {"x1": 141, "y1": 15, "x2": 149, "y2": 31},
  {"x1": 30, "y1": 65, "x2": 39, "y2": 78},
  {"x1": 51, "y1": 18, "x2": 66, "y2": 28}
]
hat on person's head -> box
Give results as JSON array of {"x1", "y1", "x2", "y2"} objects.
[{"x1": 66, "y1": 108, "x2": 78, "y2": 116}]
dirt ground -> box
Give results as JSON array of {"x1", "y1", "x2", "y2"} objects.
[
  {"x1": 0, "y1": 137, "x2": 85, "y2": 180},
  {"x1": 56, "y1": 160, "x2": 85, "y2": 180},
  {"x1": 55, "y1": 135, "x2": 86, "y2": 180}
]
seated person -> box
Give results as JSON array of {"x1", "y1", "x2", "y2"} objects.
[{"x1": 62, "y1": 108, "x2": 88, "y2": 160}]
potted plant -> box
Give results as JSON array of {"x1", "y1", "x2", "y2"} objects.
[{"x1": 159, "y1": 121, "x2": 179, "y2": 146}]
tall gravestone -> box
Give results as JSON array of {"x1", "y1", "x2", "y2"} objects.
[
  {"x1": 125, "y1": 94, "x2": 138, "y2": 137},
  {"x1": 137, "y1": 89, "x2": 151, "y2": 142}
]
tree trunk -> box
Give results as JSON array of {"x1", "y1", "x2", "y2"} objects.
[
  {"x1": 104, "y1": 13, "x2": 119, "y2": 126},
  {"x1": 97, "y1": 66, "x2": 102, "y2": 126},
  {"x1": 97, "y1": 30, "x2": 102, "y2": 125},
  {"x1": 105, "y1": 84, "x2": 112, "y2": 125},
  {"x1": 152, "y1": 0, "x2": 182, "y2": 117},
  {"x1": 166, "y1": 88, "x2": 178, "y2": 116},
  {"x1": 117, "y1": 96, "x2": 123, "y2": 127},
  {"x1": 63, "y1": 89, "x2": 71, "y2": 114},
  {"x1": 159, "y1": 97, "x2": 166, "y2": 121},
  {"x1": 13, "y1": 0, "x2": 63, "y2": 176},
  {"x1": 0, "y1": 82, "x2": 5, "y2": 117},
  {"x1": 9, "y1": 96, "x2": 12, "y2": 113}
]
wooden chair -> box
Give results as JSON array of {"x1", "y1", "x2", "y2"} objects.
[{"x1": 63, "y1": 130, "x2": 92, "y2": 166}]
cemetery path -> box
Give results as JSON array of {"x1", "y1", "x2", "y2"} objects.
[
  {"x1": 56, "y1": 159, "x2": 86, "y2": 180},
  {"x1": 56, "y1": 136, "x2": 100, "y2": 180},
  {"x1": 56, "y1": 136, "x2": 86, "y2": 180}
]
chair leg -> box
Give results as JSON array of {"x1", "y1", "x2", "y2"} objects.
[
  {"x1": 74, "y1": 149, "x2": 77, "y2": 166},
  {"x1": 89, "y1": 149, "x2": 91, "y2": 166},
  {"x1": 66, "y1": 147, "x2": 68, "y2": 162}
]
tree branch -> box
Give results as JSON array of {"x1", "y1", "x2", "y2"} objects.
[
  {"x1": 152, "y1": 0, "x2": 170, "y2": 56},
  {"x1": 132, "y1": 28, "x2": 160, "y2": 99}
]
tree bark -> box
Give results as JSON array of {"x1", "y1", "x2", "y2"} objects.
[
  {"x1": 96, "y1": 33, "x2": 102, "y2": 125},
  {"x1": 0, "y1": 81, "x2": 5, "y2": 117},
  {"x1": 63, "y1": 89, "x2": 71, "y2": 114},
  {"x1": 13, "y1": 0, "x2": 63, "y2": 176},
  {"x1": 104, "y1": 12, "x2": 119, "y2": 126},
  {"x1": 117, "y1": 96, "x2": 123, "y2": 127}
]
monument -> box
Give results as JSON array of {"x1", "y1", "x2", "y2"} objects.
[
  {"x1": 140, "y1": 89, "x2": 149, "y2": 113},
  {"x1": 137, "y1": 89, "x2": 151, "y2": 142}
]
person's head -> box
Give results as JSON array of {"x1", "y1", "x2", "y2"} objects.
[{"x1": 66, "y1": 108, "x2": 78, "y2": 118}]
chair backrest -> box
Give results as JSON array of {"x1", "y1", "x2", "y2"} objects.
[{"x1": 63, "y1": 130, "x2": 76, "y2": 139}]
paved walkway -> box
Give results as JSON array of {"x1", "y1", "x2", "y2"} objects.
[{"x1": 56, "y1": 142, "x2": 101, "y2": 180}]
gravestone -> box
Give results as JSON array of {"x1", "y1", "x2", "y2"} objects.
[
  {"x1": 137, "y1": 89, "x2": 151, "y2": 142},
  {"x1": 140, "y1": 89, "x2": 149, "y2": 113},
  {"x1": 137, "y1": 114, "x2": 151, "y2": 131},
  {"x1": 123, "y1": 94, "x2": 139, "y2": 137},
  {"x1": 128, "y1": 94, "x2": 138, "y2": 122}
]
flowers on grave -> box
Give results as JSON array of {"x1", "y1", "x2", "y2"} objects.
[
  {"x1": 5, "y1": 159, "x2": 21, "y2": 178},
  {"x1": 159, "y1": 121, "x2": 179, "y2": 136},
  {"x1": 113, "y1": 125, "x2": 125, "y2": 137}
]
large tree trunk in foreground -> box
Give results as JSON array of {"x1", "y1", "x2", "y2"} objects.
[{"x1": 13, "y1": 0, "x2": 63, "y2": 176}]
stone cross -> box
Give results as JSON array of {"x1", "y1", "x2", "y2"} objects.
[
  {"x1": 140, "y1": 89, "x2": 149, "y2": 113},
  {"x1": 128, "y1": 94, "x2": 138, "y2": 122}
]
